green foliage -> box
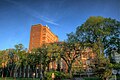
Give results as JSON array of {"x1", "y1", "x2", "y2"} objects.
[
  {"x1": 45, "y1": 71, "x2": 70, "y2": 80},
  {"x1": 95, "y1": 66, "x2": 112, "y2": 79},
  {"x1": 103, "y1": 69, "x2": 112, "y2": 79},
  {"x1": 109, "y1": 63, "x2": 120, "y2": 69},
  {"x1": 75, "y1": 16, "x2": 119, "y2": 52},
  {"x1": 85, "y1": 16, "x2": 104, "y2": 26},
  {"x1": 0, "y1": 77, "x2": 40, "y2": 80},
  {"x1": 60, "y1": 42, "x2": 82, "y2": 73},
  {"x1": 70, "y1": 16, "x2": 120, "y2": 80},
  {"x1": 94, "y1": 53, "x2": 112, "y2": 79},
  {"x1": 84, "y1": 77, "x2": 100, "y2": 80},
  {"x1": 0, "y1": 50, "x2": 9, "y2": 68},
  {"x1": 66, "y1": 16, "x2": 119, "y2": 79},
  {"x1": 29, "y1": 43, "x2": 63, "y2": 79},
  {"x1": 76, "y1": 16, "x2": 110, "y2": 42},
  {"x1": 67, "y1": 32, "x2": 78, "y2": 43}
]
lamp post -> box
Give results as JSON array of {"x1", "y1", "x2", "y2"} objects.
[
  {"x1": 112, "y1": 69, "x2": 117, "y2": 80},
  {"x1": 33, "y1": 72, "x2": 35, "y2": 79},
  {"x1": 52, "y1": 72, "x2": 55, "y2": 80}
]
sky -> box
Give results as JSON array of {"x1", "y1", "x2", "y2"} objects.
[{"x1": 0, "y1": 0, "x2": 120, "y2": 50}]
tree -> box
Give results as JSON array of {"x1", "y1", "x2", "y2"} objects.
[
  {"x1": 92, "y1": 42, "x2": 112, "y2": 80},
  {"x1": 12, "y1": 44, "x2": 27, "y2": 78},
  {"x1": 7, "y1": 49, "x2": 15, "y2": 77},
  {"x1": 103, "y1": 18, "x2": 120, "y2": 63},
  {"x1": 70, "y1": 16, "x2": 119, "y2": 64},
  {"x1": 29, "y1": 43, "x2": 59, "y2": 79},
  {"x1": 0, "y1": 50, "x2": 9, "y2": 78},
  {"x1": 76, "y1": 16, "x2": 120, "y2": 58},
  {"x1": 35, "y1": 47, "x2": 50, "y2": 79},
  {"x1": 66, "y1": 16, "x2": 119, "y2": 79},
  {"x1": 27, "y1": 51, "x2": 38, "y2": 78},
  {"x1": 60, "y1": 42, "x2": 82, "y2": 78},
  {"x1": 46, "y1": 43, "x2": 62, "y2": 71},
  {"x1": 75, "y1": 17, "x2": 119, "y2": 79}
]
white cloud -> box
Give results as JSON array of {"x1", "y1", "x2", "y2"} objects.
[{"x1": 5, "y1": 0, "x2": 59, "y2": 26}]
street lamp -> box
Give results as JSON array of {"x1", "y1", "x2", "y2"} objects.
[
  {"x1": 112, "y1": 69, "x2": 117, "y2": 80},
  {"x1": 52, "y1": 72, "x2": 55, "y2": 80},
  {"x1": 33, "y1": 72, "x2": 35, "y2": 79},
  {"x1": 118, "y1": 70, "x2": 120, "y2": 74}
]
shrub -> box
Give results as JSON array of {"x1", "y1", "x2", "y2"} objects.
[
  {"x1": 84, "y1": 77, "x2": 101, "y2": 80},
  {"x1": 45, "y1": 71, "x2": 70, "y2": 80}
]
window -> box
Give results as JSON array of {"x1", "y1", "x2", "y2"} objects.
[
  {"x1": 33, "y1": 33, "x2": 34, "y2": 36},
  {"x1": 43, "y1": 37, "x2": 46, "y2": 40},
  {"x1": 42, "y1": 41, "x2": 45, "y2": 44},
  {"x1": 43, "y1": 33, "x2": 46, "y2": 35},
  {"x1": 43, "y1": 28, "x2": 46, "y2": 32}
]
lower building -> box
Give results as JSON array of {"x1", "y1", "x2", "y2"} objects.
[{"x1": 72, "y1": 48, "x2": 96, "y2": 74}]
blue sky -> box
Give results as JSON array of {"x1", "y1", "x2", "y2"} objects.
[{"x1": 0, "y1": 0, "x2": 120, "y2": 50}]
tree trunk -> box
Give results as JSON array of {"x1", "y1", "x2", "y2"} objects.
[
  {"x1": 27, "y1": 65, "x2": 30, "y2": 78},
  {"x1": 68, "y1": 65, "x2": 72, "y2": 78},
  {"x1": 23, "y1": 66, "x2": 26, "y2": 78},
  {"x1": 57, "y1": 59, "x2": 61, "y2": 71},
  {"x1": 42, "y1": 66, "x2": 45, "y2": 79},
  {"x1": 14, "y1": 65, "x2": 19, "y2": 79},
  {"x1": 47, "y1": 64, "x2": 49, "y2": 71},
  {"x1": 10, "y1": 70, "x2": 12, "y2": 77}
]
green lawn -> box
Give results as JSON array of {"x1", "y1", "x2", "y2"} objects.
[{"x1": 0, "y1": 77, "x2": 40, "y2": 80}]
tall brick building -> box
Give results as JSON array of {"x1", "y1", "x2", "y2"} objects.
[{"x1": 29, "y1": 24, "x2": 58, "y2": 51}]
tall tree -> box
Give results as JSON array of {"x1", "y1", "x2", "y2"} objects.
[
  {"x1": 68, "y1": 16, "x2": 119, "y2": 79},
  {"x1": 0, "y1": 50, "x2": 9, "y2": 78},
  {"x1": 60, "y1": 42, "x2": 82, "y2": 78},
  {"x1": 12, "y1": 44, "x2": 27, "y2": 78},
  {"x1": 46, "y1": 43, "x2": 62, "y2": 71},
  {"x1": 30, "y1": 43, "x2": 58, "y2": 79},
  {"x1": 76, "y1": 16, "x2": 119, "y2": 54}
]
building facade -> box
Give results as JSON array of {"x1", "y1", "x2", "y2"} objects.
[
  {"x1": 72, "y1": 48, "x2": 96, "y2": 73},
  {"x1": 29, "y1": 24, "x2": 58, "y2": 51}
]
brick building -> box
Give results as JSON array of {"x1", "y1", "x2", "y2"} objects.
[
  {"x1": 29, "y1": 24, "x2": 58, "y2": 51},
  {"x1": 72, "y1": 48, "x2": 96, "y2": 72}
]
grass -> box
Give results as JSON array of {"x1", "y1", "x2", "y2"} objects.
[{"x1": 0, "y1": 77, "x2": 40, "y2": 80}]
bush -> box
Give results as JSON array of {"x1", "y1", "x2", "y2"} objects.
[
  {"x1": 117, "y1": 75, "x2": 120, "y2": 80},
  {"x1": 64, "y1": 73, "x2": 71, "y2": 79},
  {"x1": 45, "y1": 71, "x2": 70, "y2": 80},
  {"x1": 84, "y1": 77, "x2": 100, "y2": 80}
]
